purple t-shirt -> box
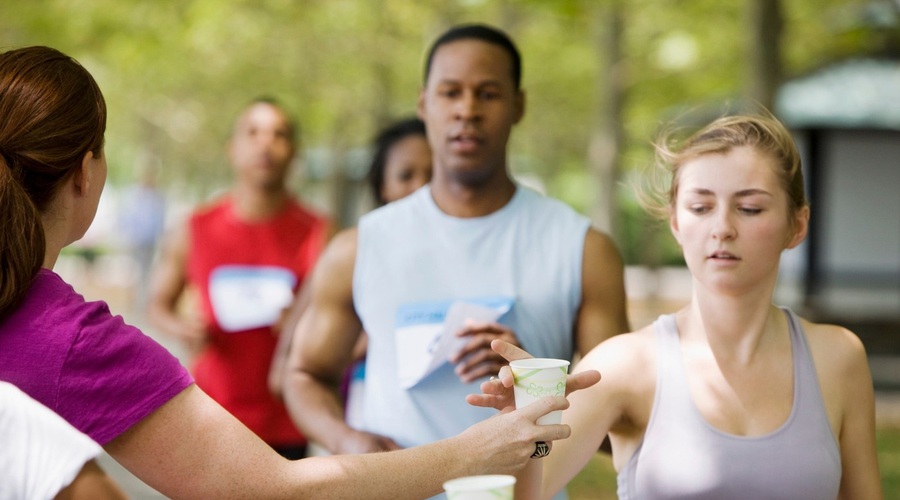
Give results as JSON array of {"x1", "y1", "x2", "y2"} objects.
[{"x1": 0, "y1": 269, "x2": 193, "y2": 445}]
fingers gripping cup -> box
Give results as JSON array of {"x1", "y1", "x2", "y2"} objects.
[
  {"x1": 443, "y1": 475, "x2": 516, "y2": 500},
  {"x1": 509, "y1": 358, "x2": 570, "y2": 425}
]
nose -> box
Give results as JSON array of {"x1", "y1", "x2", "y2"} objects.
[
  {"x1": 712, "y1": 209, "x2": 737, "y2": 240},
  {"x1": 257, "y1": 131, "x2": 276, "y2": 147},
  {"x1": 454, "y1": 91, "x2": 481, "y2": 121}
]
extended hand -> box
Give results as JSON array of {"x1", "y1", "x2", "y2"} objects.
[
  {"x1": 461, "y1": 394, "x2": 571, "y2": 476},
  {"x1": 465, "y1": 339, "x2": 601, "y2": 411},
  {"x1": 451, "y1": 322, "x2": 520, "y2": 383}
]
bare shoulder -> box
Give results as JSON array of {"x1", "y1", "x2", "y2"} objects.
[
  {"x1": 575, "y1": 324, "x2": 658, "y2": 430},
  {"x1": 579, "y1": 324, "x2": 656, "y2": 381},
  {"x1": 584, "y1": 227, "x2": 625, "y2": 263},
  {"x1": 802, "y1": 317, "x2": 872, "y2": 408},
  {"x1": 316, "y1": 227, "x2": 358, "y2": 270},
  {"x1": 803, "y1": 318, "x2": 869, "y2": 370}
]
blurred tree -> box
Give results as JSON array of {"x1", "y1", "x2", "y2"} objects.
[
  {"x1": 0, "y1": 0, "x2": 888, "y2": 264},
  {"x1": 746, "y1": 0, "x2": 783, "y2": 109}
]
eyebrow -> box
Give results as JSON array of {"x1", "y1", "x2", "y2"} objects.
[
  {"x1": 686, "y1": 188, "x2": 773, "y2": 198},
  {"x1": 434, "y1": 78, "x2": 504, "y2": 88}
]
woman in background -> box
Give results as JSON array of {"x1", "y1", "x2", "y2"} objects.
[{"x1": 344, "y1": 116, "x2": 433, "y2": 426}]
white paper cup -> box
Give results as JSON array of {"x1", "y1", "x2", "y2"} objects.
[
  {"x1": 509, "y1": 358, "x2": 570, "y2": 425},
  {"x1": 443, "y1": 474, "x2": 516, "y2": 500}
]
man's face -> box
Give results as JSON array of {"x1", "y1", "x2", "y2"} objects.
[
  {"x1": 418, "y1": 39, "x2": 524, "y2": 186},
  {"x1": 227, "y1": 103, "x2": 295, "y2": 191}
]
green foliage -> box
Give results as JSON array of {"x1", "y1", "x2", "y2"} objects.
[{"x1": 1, "y1": 0, "x2": 891, "y2": 262}]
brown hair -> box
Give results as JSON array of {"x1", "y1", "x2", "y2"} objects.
[
  {"x1": 0, "y1": 46, "x2": 107, "y2": 317},
  {"x1": 642, "y1": 113, "x2": 807, "y2": 222}
]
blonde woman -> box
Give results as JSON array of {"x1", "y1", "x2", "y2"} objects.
[{"x1": 476, "y1": 113, "x2": 882, "y2": 499}]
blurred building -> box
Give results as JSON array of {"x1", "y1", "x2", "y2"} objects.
[{"x1": 776, "y1": 57, "x2": 900, "y2": 324}]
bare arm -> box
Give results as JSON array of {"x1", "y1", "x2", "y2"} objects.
[
  {"x1": 575, "y1": 228, "x2": 630, "y2": 358},
  {"x1": 283, "y1": 228, "x2": 398, "y2": 453},
  {"x1": 482, "y1": 336, "x2": 651, "y2": 500},
  {"x1": 269, "y1": 219, "x2": 336, "y2": 398},
  {"x1": 145, "y1": 221, "x2": 206, "y2": 351},
  {"x1": 54, "y1": 460, "x2": 127, "y2": 500},
  {"x1": 825, "y1": 327, "x2": 883, "y2": 499},
  {"x1": 268, "y1": 280, "x2": 313, "y2": 398},
  {"x1": 107, "y1": 383, "x2": 575, "y2": 499}
]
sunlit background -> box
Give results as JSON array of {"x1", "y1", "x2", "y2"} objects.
[{"x1": 3, "y1": 0, "x2": 899, "y2": 497}]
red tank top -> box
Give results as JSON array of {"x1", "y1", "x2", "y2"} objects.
[{"x1": 187, "y1": 196, "x2": 328, "y2": 446}]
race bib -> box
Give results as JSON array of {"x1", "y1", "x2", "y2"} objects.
[
  {"x1": 394, "y1": 297, "x2": 513, "y2": 389},
  {"x1": 209, "y1": 265, "x2": 297, "y2": 332}
]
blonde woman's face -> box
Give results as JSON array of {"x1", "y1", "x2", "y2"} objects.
[{"x1": 669, "y1": 146, "x2": 807, "y2": 295}]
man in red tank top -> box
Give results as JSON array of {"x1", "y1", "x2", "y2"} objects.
[{"x1": 147, "y1": 98, "x2": 329, "y2": 459}]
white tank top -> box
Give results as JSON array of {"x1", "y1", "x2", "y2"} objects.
[
  {"x1": 353, "y1": 185, "x2": 590, "y2": 448},
  {"x1": 617, "y1": 309, "x2": 842, "y2": 499}
]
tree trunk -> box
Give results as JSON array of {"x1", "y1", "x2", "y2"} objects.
[
  {"x1": 587, "y1": 0, "x2": 625, "y2": 240},
  {"x1": 746, "y1": 0, "x2": 783, "y2": 110}
]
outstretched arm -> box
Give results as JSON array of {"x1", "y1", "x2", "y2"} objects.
[
  {"x1": 475, "y1": 338, "x2": 645, "y2": 500},
  {"x1": 107, "y1": 383, "x2": 576, "y2": 499}
]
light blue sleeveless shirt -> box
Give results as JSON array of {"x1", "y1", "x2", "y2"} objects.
[
  {"x1": 353, "y1": 185, "x2": 589, "y2": 449},
  {"x1": 617, "y1": 309, "x2": 842, "y2": 499}
]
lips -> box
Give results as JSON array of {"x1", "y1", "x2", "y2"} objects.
[
  {"x1": 708, "y1": 250, "x2": 740, "y2": 260},
  {"x1": 449, "y1": 130, "x2": 484, "y2": 151}
]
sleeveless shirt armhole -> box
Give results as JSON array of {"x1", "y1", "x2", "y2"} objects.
[
  {"x1": 780, "y1": 306, "x2": 843, "y2": 463},
  {"x1": 617, "y1": 315, "x2": 671, "y2": 492},
  {"x1": 351, "y1": 222, "x2": 369, "y2": 310}
]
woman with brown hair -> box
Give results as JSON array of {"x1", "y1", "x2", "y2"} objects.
[{"x1": 0, "y1": 45, "x2": 595, "y2": 499}]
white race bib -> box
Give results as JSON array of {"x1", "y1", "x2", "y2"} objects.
[
  {"x1": 209, "y1": 265, "x2": 296, "y2": 332},
  {"x1": 394, "y1": 297, "x2": 513, "y2": 389}
]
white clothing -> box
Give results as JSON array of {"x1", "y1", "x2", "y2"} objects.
[
  {"x1": 354, "y1": 185, "x2": 590, "y2": 448},
  {"x1": 0, "y1": 382, "x2": 102, "y2": 500}
]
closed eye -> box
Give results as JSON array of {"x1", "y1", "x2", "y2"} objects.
[{"x1": 688, "y1": 205, "x2": 711, "y2": 215}]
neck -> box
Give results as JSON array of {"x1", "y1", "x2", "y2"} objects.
[
  {"x1": 41, "y1": 203, "x2": 72, "y2": 270},
  {"x1": 429, "y1": 170, "x2": 517, "y2": 218},
  {"x1": 680, "y1": 280, "x2": 782, "y2": 365},
  {"x1": 230, "y1": 184, "x2": 289, "y2": 221}
]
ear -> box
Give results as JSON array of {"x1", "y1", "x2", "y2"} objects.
[
  {"x1": 72, "y1": 151, "x2": 95, "y2": 196},
  {"x1": 668, "y1": 209, "x2": 683, "y2": 246},
  {"x1": 416, "y1": 88, "x2": 427, "y2": 121},
  {"x1": 785, "y1": 206, "x2": 810, "y2": 249},
  {"x1": 512, "y1": 89, "x2": 526, "y2": 124}
]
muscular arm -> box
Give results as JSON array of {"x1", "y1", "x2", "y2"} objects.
[
  {"x1": 282, "y1": 229, "x2": 397, "y2": 453},
  {"x1": 575, "y1": 228, "x2": 630, "y2": 357},
  {"x1": 268, "y1": 281, "x2": 313, "y2": 398},
  {"x1": 145, "y1": 221, "x2": 206, "y2": 351},
  {"x1": 269, "y1": 218, "x2": 336, "y2": 399}
]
